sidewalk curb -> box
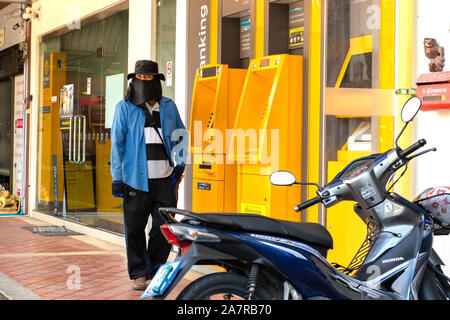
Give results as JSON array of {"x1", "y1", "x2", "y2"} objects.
[{"x1": 0, "y1": 271, "x2": 43, "y2": 300}]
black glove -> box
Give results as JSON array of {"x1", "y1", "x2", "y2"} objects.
[
  {"x1": 112, "y1": 180, "x2": 125, "y2": 197},
  {"x1": 170, "y1": 166, "x2": 184, "y2": 188}
]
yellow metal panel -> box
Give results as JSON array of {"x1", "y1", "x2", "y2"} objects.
[
  {"x1": 337, "y1": 150, "x2": 370, "y2": 162},
  {"x1": 335, "y1": 35, "x2": 373, "y2": 88},
  {"x1": 326, "y1": 161, "x2": 367, "y2": 266},
  {"x1": 189, "y1": 67, "x2": 224, "y2": 154},
  {"x1": 378, "y1": 116, "x2": 394, "y2": 153},
  {"x1": 396, "y1": 0, "x2": 414, "y2": 199},
  {"x1": 230, "y1": 65, "x2": 279, "y2": 163},
  {"x1": 223, "y1": 158, "x2": 237, "y2": 213},
  {"x1": 349, "y1": 35, "x2": 373, "y2": 54},
  {"x1": 306, "y1": 0, "x2": 322, "y2": 222},
  {"x1": 286, "y1": 184, "x2": 302, "y2": 223},
  {"x1": 38, "y1": 53, "x2": 67, "y2": 204},
  {"x1": 193, "y1": 153, "x2": 225, "y2": 181},
  {"x1": 380, "y1": 0, "x2": 396, "y2": 90},
  {"x1": 227, "y1": 69, "x2": 247, "y2": 125},
  {"x1": 192, "y1": 178, "x2": 224, "y2": 213},
  {"x1": 335, "y1": 51, "x2": 352, "y2": 89},
  {"x1": 327, "y1": 134, "x2": 370, "y2": 266},
  {"x1": 237, "y1": 172, "x2": 271, "y2": 217},
  {"x1": 378, "y1": 0, "x2": 396, "y2": 153},
  {"x1": 254, "y1": 0, "x2": 266, "y2": 59},
  {"x1": 64, "y1": 161, "x2": 95, "y2": 210},
  {"x1": 209, "y1": 0, "x2": 218, "y2": 65},
  {"x1": 95, "y1": 138, "x2": 122, "y2": 212},
  {"x1": 287, "y1": 55, "x2": 303, "y2": 179}
]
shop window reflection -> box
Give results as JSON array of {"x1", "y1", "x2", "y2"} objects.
[
  {"x1": 35, "y1": 10, "x2": 128, "y2": 235},
  {"x1": 323, "y1": 0, "x2": 395, "y2": 269}
]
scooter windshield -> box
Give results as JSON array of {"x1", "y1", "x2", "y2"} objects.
[
  {"x1": 339, "y1": 158, "x2": 375, "y2": 180},
  {"x1": 331, "y1": 152, "x2": 386, "y2": 183}
]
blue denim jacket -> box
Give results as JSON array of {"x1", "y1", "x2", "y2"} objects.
[{"x1": 110, "y1": 97, "x2": 188, "y2": 192}]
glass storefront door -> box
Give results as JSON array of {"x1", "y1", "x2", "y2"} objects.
[
  {"x1": 36, "y1": 10, "x2": 129, "y2": 234},
  {"x1": 323, "y1": 0, "x2": 396, "y2": 268},
  {"x1": 0, "y1": 79, "x2": 11, "y2": 190}
]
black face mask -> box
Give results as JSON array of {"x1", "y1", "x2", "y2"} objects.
[{"x1": 125, "y1": 78, "x2": 162, "y2": 106}]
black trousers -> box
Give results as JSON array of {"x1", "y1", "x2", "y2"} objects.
[{"x1": 122, "y1": 177, "x2": 176, "y2": 280}]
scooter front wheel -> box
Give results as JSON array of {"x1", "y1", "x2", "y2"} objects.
[{"x1": 176, "y1": 272, "x2": 272, "y2": 300}]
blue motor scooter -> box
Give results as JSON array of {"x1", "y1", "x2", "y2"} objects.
[{"x1": 144, "y1": 97, "x2": 450, "y2": 300}]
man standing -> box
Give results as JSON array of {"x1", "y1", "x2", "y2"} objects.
[{"x1": 110, "y1": 60, "x2": 187, "y2": 290}]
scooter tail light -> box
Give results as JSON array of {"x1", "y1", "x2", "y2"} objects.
[{"x1": 160, "y1": 224, "x2": 191, "y2": 254}]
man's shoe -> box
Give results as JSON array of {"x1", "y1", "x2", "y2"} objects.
[
  {"x1": 132, "y1": 276, "x2": 147, "y2": 291},
  {"x1": 145, "y1": 272, "x2": 155, "y2": 281}
]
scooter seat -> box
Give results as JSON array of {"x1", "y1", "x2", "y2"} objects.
[{"x1": 175, "y1": 211, "x2": 333, "y2": 253}]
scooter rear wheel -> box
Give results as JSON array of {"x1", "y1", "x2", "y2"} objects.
[{"x1": 176, "y1": 272, "x2": 272, "y2": 300}]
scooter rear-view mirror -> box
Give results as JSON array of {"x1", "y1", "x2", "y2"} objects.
[
  {"x1": 269, "y1": 171, "x2": 297, "y2": 186},
  {"x1": 396, "y1": 96, "x2": 422, "y2": 148},
  {"x1": 401, "y1": 96, "x2": 422, "y2": 123}
]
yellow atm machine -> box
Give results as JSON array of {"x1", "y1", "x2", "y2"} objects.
[
  {"x1": 189, "y1": 0, "x2": 304, "y2": 219},
  {"x1": 190, "y1": 64, "x2": 246, "y2": 213},
  {"x1": 229, "y1": 54, "x2": 303, "y2": 222}
]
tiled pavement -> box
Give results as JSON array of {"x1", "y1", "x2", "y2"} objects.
[{"x1": 0, "y1": 215, "x2": 201, "y2": 300}]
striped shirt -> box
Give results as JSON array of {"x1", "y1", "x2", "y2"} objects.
[{"x1": 144, "y1": 102, "x2": 173, "y2": 179}]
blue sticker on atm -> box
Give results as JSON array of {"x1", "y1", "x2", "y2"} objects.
[{"x1": 197, "y1": 183, "x2": 211, "y2": 190}]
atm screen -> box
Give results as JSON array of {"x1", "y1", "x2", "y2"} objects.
[{"x1": 201, "y1": 67, "x2": 217, "y2": 78}]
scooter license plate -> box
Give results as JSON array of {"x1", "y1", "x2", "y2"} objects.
[{"x1": 141, "y1": 260, "x2": 182, "y2": 299}]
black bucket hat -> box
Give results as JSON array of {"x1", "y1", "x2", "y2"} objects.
[{"x1": 127, "y1": 60, "x2": 166, "y2": 81}]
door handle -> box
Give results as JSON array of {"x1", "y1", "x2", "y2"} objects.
[{"x1": 68, "y1": 115, "x2": 86, "y2": 164}]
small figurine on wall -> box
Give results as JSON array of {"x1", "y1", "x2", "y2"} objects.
[{"x1": 424, "y1": 38, "x2": 445, "y2": 72}]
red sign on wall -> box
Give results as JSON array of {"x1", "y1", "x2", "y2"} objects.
[
  {"x1": 16, "y1": 118, "x2": 23, "y2": 129},
  {"x1": 416, "y1": 71, "x2": 450, "y2": 111}
]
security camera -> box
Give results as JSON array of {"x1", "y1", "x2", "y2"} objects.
[
  {"x1": 22, "y1": 13, "x2": 32, "y2": 22},
  {"x1": 22, "y1": 7, "x2": 39, "y2": 21}
]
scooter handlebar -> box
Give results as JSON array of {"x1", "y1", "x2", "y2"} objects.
[
  {"x1": 294, "y1": 196, "x2": 322, "y2": 212},
  {"x1": 399, "y1": 139, "x2": 427, "y2": 158}
]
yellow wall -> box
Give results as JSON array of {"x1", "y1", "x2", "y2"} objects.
[
  {"x1": 378, "y1": 0, "x2": 396, "y2": 153},
  {"x1": 254, "y1": 0, "x2": 266, "y2": 60},
  {"x1": 306, "y1": 0, "x2": 322, "y2": 223},
  {"x1": 209, "y1": 0, "x2": 218, "y2": 65},
  {"x1": 395, "y1": 0, "x2": 414, "y2": 199}
]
